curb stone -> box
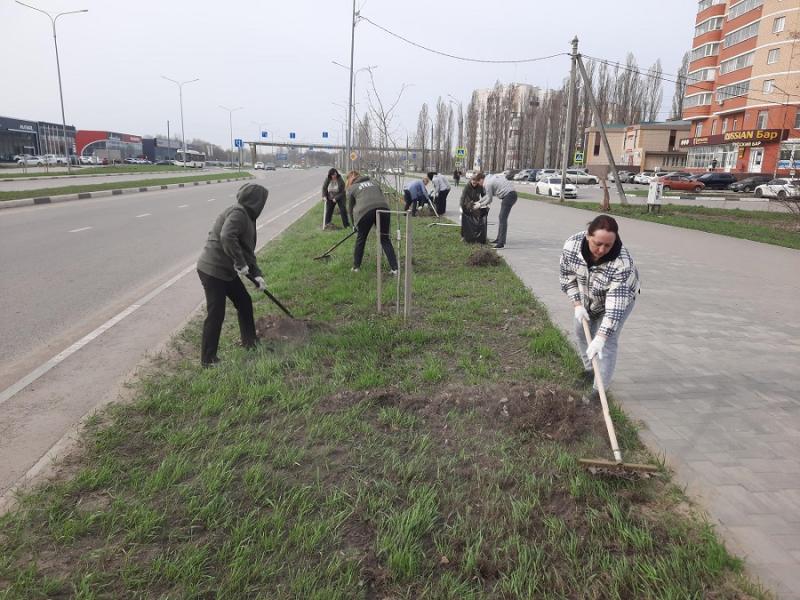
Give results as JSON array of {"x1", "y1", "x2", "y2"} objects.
[{"x1": 0, "y1": 176, "x2": 253, "y2": 210}]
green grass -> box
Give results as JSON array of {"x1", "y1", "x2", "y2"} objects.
[
  {"x1": 0, "y1": 172, "x2": 253, "y2": 202},
  {"x1": 0, "y1": 165, "x2": 194, "y2": 179},
  {"x1": 0, "y1": 204, "x2": 768, "y2": 599},
  {"x1": 519, "y1": 191, "x2": 800, "y2": 250}
]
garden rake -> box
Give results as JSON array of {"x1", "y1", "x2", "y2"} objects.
[{"x1": 579, "y1": 318, "x2": 658, "y2": 475}]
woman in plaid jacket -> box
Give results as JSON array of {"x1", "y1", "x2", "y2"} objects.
[{"x1": 559, "y1": 215, "x2": 639, "y2": 402}]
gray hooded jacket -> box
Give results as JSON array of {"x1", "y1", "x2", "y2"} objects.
[{"x1": 197, "y1": 183, "x2": 268, "y2": 281}]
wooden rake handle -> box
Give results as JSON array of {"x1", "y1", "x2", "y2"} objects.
[{"x1": 581, "y1": 319, "x2": 623, "y2": 463}]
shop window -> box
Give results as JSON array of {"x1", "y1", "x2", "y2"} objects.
[
  {"x1": 757, "y1": 110, "x2": 768, "y2": 129},
  {"x1": 767, "y1": 48, "x2": 780, "y2": 64}
]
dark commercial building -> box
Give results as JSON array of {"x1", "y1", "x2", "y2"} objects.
[
  {"x1": 0, "y1": 115, "x2": 76, "y2": 162},
  {"x1": 142, "y1": 137, "x2": 184, "y2": 163}
]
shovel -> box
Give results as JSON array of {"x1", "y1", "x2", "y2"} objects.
[
  {"x1": 578, "y1": 318, "x2": 658, "y2": 474},
  {"x1": 313, "y1": 229, "x2": 357, "y2": 260},
  {"x1": 260, "y1": 287, "x2": 294, "y2": 319}
]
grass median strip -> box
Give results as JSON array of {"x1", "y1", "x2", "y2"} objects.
[
  {"x1": 519, "y1": 191, "x2": 800, "y2": 250},
  {"x1": 0, "y1": 204, "x2": 766, "y2": 598},
  {"x1": 0, "y1": 172, "x2": 253, "y2": 203}
]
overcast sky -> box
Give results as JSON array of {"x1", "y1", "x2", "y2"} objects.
[{"x1": 1, "y1": 0, "x2": 697, "y2": 150}]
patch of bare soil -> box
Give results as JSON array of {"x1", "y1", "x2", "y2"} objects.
[
  {"x1": 255, "y1": 315, "x2": 311, "y2": 344},
  {"x1": 466, "y1": 247, "x2": 502, "y2": 267}
]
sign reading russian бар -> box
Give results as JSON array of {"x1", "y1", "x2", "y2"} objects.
[{"x1": 679, "y1": 128, "x2": 788, "y2": 148}]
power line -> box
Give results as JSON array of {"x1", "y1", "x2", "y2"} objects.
[
  {"x1": 582, "y1": 54, "x2": 800, "y2": 110},
  {"x1": 359, "y1": 15, "x2": 568, "y2": 65}
]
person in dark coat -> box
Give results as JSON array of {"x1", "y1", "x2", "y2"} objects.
[
  {"x1": 346, "y1": 170, "x2": 399, "y2": 273},
  {"x1": 460, "y1": 172, "x2": 487, "y2": 242},
  {"x1": 453, "y1": 169, "x2": 461, "y2": 187},
  {"x1": 321, "y1": 168, "x2": 349, "y2": 229},
  {"x1": 196, "y1": 183, "x2": 268, "y2": 367}
]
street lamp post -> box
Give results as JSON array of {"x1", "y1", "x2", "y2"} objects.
[
  {"x1": 332, "y1": 60, "x2": 377, "y2": 171},
  {"x1": 17, "y1": 1, "x2": 87, "y2": 174},
  {"x1": 219, "y1": 105, "x2": 243, "y2": 168},
  {"x1": 162, "y1": 76, "x2": 198, "y2": 169}
]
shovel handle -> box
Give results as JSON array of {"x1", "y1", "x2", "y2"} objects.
[{"x1": 581, "y1": 319, "x2": 623, "y2": 463}]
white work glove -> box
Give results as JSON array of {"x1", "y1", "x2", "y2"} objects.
[
  {"x1": 574, "y1": 305, "x2": 590, "y2": 325},
  {"x1": 254, "y1": 276, "x2": 266, "y2": 291},
  {"x1": 586, "y1": 336, "x2": 606, "y2": 361},
  {"x1": 235, "y1": 264, "x2": 249, "y2": 277}
]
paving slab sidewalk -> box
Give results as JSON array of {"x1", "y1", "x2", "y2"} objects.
[{"x1": 472, "y1": 197, "x2": 800, "y2": 599}]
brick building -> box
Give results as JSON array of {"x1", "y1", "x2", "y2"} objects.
[{"x1": 682, "y1": 0, "x2": 800, "y2": 175}]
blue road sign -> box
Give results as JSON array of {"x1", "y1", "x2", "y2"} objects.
[
  {"x1": 261, "y1": 131, "x2": 268, "y2": 138},
  {"x1": 234, "y1": 138, "x2": 243, "y2": 148},
  {"x1": 289, "y1": 132, "x2": 296, "y2": 139},
  {"x1": 277, "y1": 153, "x2": 288, "y2": 160},
  {"x1": 411, "y1": 152, "x2": 417, "y2": 159},
  {"x1": 322, "y1": 131, "x2": 329, "y2": 138}
]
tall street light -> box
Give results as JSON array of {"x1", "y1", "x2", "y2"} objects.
[
  {"x1": 162, "y1": 76, "x2": 198, "y2": 168},
  {"x1": 219, "y1": 105, "x2": 243, "y2": 168},
  {"x1": 332, "y1": 60, "x2": 377, "y2": 170},
  {"x1": 17, "y1": 1, "x2": 87, "y2": 174}
]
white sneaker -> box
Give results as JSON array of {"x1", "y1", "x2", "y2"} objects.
[{"x1": 351, "y1": 267, "x2": 360, "y2": 272}]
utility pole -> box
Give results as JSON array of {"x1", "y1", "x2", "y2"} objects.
[
  {"x1": 577, "y1": 55, "x2": 627, "y2": 205},
  {"x1": 560, "y1": 36, "x2": 579, "y2": 201}
]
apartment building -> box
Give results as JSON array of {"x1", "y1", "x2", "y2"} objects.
[{"x1": 682, "y1": 0, "x2": 800, "y2": 175}]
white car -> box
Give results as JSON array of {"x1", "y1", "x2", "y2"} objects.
[
  {"x1": 535, "y1": 176, "x2": 577, "y2": 199},
  {"x1": 564, "y1": 169, "x2": 599, "y2": 185},
  {"x1": 16, "y1": 155, "x2": 44, "y2": 166},
  {"x1": 536, "y1": 168, "x2": 559, "y2": 181},
  {"x1": 753, "y1": 178, "x2": 800, "y2": 200},
  {"x1": 40, "y1": 154, "x2": 66, "y2": 165},
  {"x1": 514, "y1": 169, "x2": 534, "y2": 181},
  {"x1": 465, "y1": 169, "x2": 477, "y2": 179},
  {"x1": 79, "y1": 155, "x2": 99, "y2": 165},
  {"x1": 254, "y1": 161, "x2": 265, "y2": 170}
]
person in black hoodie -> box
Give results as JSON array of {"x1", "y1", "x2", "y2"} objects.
[
  {"x1": 196, "y1": 183, "x2": 268, "y2": 367},
  {"x1": 321, "y1": 168, "x2": 349, "y2": 229}
]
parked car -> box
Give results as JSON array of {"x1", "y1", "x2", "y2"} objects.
[
  {"x1": 535, "y1": 176, "x2": 577, "y2": 199},
  {"x1": 521, "y1": 169, "x2": 541, "y2": 182},
  {"x1": 40, "y1": 154, "x2": 66, "y2": 165},
  {"x1": 662, "y1": 171, "x2": 692, "y2": 179},
  {"x1": 502, "y1": 168, "x2": 519, "y2": 180},
  {"x1": 633, "y1": 171, "x2": 654, "y2": 184},
  {"x1": 264, "y1": 163, "x2": 276, "y2": 171},
  {"x1": 513, "y1": 168, "x2": 533, "y2": 181},
  {"x1": 254, "y1": 161, "x2": 265, "y2": 170},
  {"x1": 657, "y1": 175, "x2": 705, "y2": 193},
  {"x1": 608, "y1": 170, "x2": 634, "y2": 183},
  {"x1": 465, "y1": 169, "x2": 477, "y2": 179},
  {"x1": 536, "y1": 168, "x2": 559, "y2": 181},
  {"x1": 753, "y1": 179, "x2": 800, "y2": 199},
  {"x1": 16, "y1": 155, "x2": 44, "y2": 166},
  {"x1": 693, "y1": 172, "x2": 737, "y2": 190},
  {"x1": 155, "y1": 159, "x2": 173, "y2": 165},
  {"x1": 729, "y1": 175, "x2": 772, "y2": 193},
  {"x1": 564, "y1": 169, "x2": 599, "y2": 185}
]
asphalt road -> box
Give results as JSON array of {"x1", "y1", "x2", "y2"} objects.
[
  {"x1": 0, "y1": 167, "x2": 324, "y2": 501},
  {"x1": 0, "y1": 167, "x2": 230, "y2": 192}
]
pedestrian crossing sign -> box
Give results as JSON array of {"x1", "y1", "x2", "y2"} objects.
[{"x1": 573, "y1": 151, "x2": 584, "y2": 165}]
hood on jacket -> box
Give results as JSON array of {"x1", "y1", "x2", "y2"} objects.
[
  {"x1": 237, "y1": 183, "x2": 268, "y2": 219},
  {"x1": 581, "y1": 234, "x2": 622, "y2": 266}
]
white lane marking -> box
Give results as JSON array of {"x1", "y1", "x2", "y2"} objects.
[
  {"x1": 136, "y1": 213, "x2": 151, "y2": 218},
  {"x1": 178, "y1": 204, "x2": 189, "y2": 208},
  {"x1": 69, "y1": 227, "x2": 92, "y2": 233},
  {"x1": 0, "y1": 189, "x2": 317, "y2": 407},
  {"x1": 208, "y1": 198, "x2": 216, "y2": 202}
]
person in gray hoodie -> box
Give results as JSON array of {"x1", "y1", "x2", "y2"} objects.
[
  {"x1": 196, "y1": 182, "x2": 268, "y2": 367},
  {"x1": 345, "y1": 170, "x2": 399, "y2": 273}
]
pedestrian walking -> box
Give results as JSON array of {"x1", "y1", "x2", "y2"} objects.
[
  {"x1": 559, "y1": 215, "x2": 639, "y2": 403},
  {"x1": 403, "y1": 177, "x2": 431, "y2": 216},
  {"x1": 474, "y1": 173, "x2": 518, "y2": 248},
  {"x1": 321, "y1": 168, "x2": 350, "y2": 229},
  {"x1": 346, "y1": 170, "x2": 399, "y2": 274},
  {"x1": 428, "y1": 171, "x2": 451, "y2": 214},
  {"x1": 196, "y1": 183, "x2": 269, "y2": 367},
  {"x1": 453, "y1": 169, "x2": 461, "y2": 187}
]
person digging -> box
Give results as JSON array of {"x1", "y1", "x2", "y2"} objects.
[{"x1": 196, "y1": 182, "x2": 269, "y2": 368}]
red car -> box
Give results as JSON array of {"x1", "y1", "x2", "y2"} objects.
[{"x1": 657, "y1": 175, "x2": 705, "y2": 193}]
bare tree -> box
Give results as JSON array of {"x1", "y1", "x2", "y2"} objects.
[
  {"x1": 642, "y1": 60, "x2": 664, "y2": 122},
  {"x1": 364, "y1": 69, "x2": 409, "y2": 170},
  {"x1": 416, "y1": 103, "x2": 430, "y2": 170},
  {"x1": 465, "y1": 92, "x2": 478, "y2": 169},
  {"x1": 671, "y1": 52, "x2": 690, "y2": 120}
]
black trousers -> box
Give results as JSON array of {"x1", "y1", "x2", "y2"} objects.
[
  {"x1": 353, "y1": 208, "x2": 399, "y2": 271},
  {"x1": 403, "y1": 190, "x2": 417, "y2": 216},
  {"x1": 197, "y1": 270, "x2": 257, "y2": 365},
  {"x1": 324, "y1": 195, "x2": 349, "y2": 227}
]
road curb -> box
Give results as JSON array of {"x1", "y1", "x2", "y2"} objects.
[{"x1": 0, "y1": 176, "x2": 253, "y2": 210}]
